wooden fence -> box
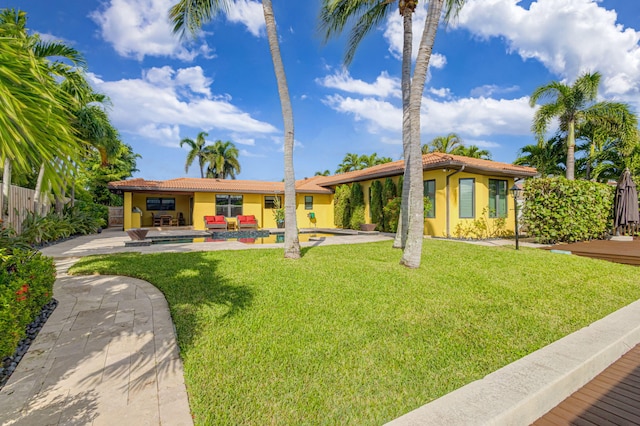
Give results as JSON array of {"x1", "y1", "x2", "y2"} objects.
[{"x1": 0, "y1": 182, "x2": 51, "y2": 235}]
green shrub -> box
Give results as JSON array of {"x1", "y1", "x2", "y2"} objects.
[
  {"x1": 453, "y1": 207, "x2": 510, "y2": 239},
  {"x1": 382, "y1": 177, "x2": 396, "y2": 203},
  {"x1": 350, "y1": 205, "x2": 365, "y2": 230},
  {"x1": 0, "y1": 249, "x2": 55, "y2": 359},
  {"x1": 334, "y1": 185, "x2": 351, "y2": 228},
  {"x1": 370, "y1": 180, "x2": 384, "y2": 226},
  {"x1": 348, "y1": 183, "x2": 365, "y2": 230},
  {"x1": 383, "y1": 197, "x2": 401, "y2": 232},
  {"x1": 522, "y1": 178, "x2": 614, "y2": 243}
]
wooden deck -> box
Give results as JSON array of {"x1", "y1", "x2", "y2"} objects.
[
  {"x1": 544, "y1": 238, "x2": 640, "y2": 266},
  {"x1": 533, "y1": 344, "x2": 640, "y2": 425}
]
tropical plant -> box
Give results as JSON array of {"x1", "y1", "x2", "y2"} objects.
[
  {"x1": 204, "y1": 140, "x2": 241, "y2": 179},
  {"x1": 170, "y1": 0, "x2": 300, "y2": 258},
  {"x1": 271, "y1": 195, "x2": 285, "y2": 225},
  {"x1": 0, "y1": 9, "x2": 82, "y2": 221},
  {"x1": 422, "y1": 132, "x2": 464, "y2": 154},
  {"x1": 320, "y1": 0, "x2": 417, "y2": 251},
  {"x1": 529, "y1": 71, "x2": 639, "y2": 180},
  {"x1": 314, "y1": 170, "x2": 331, "y2": 176},
  {"x1": 335, "y1": 152, "x2": 361, "y2": 173},
  {"x1": 454, "y1": 145, "x2": 491, "y2": 159},
  {"x1": 402, "y1": 0, "x2": 468, "y2": 267},
  {"x1": 180, "y1": 131, "x2": 209, "y2": 178},
  {"x1": 514, "y1": 136, "x2": 566, "y2": 177}
]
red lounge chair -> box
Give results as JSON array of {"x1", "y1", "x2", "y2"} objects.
[
  {"x1": 237, "y1": 215, "x2": 258, "y2": 229},
  {"x1": 204, "y1": 215, "x2": 228, "y2": 230}
]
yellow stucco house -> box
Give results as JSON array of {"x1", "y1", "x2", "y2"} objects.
[{"x1": 108, "y1": 152, "x2": 536, "y2": 237}]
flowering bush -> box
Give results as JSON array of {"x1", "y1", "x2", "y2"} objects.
[{"x1": 0, "y1": 249, "x2": 56, "y2": 359}]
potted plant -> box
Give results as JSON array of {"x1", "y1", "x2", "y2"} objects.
[{"x1": 272, "y1": 196, "x2": 285, "y2": 228}]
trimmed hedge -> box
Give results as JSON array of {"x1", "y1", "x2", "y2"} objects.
[
  {"x1": 0, "y1": 249, "x2": 56, "y2": 359},
  {"x1": 522, "y1": 178, "x2": 614, "y2": 243}
]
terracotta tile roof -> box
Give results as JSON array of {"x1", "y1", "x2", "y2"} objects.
[
  {"x1": 314, "y1": 152, "x2": 537, "y2": 185},
  {"x1": 109, "y1": 154, "x2": 536, "y2": 194},
  {"x1": 108, "y1": 177, "x2": 333, "y2": 194}
]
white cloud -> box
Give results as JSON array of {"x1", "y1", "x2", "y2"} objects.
[
  {"x1": 323, "y1": 94, "x2": 534, "y2": 137},
  {"x1": 226, "y1": 0, "x2": 265, "y2": 37},
  {"x1": 464, "y1": 139, "x2": 501, "y2": 149},
  {"x1": 470, "y1": 84, "x2": 519, "y2": 98},
  {"x1": 90, "y1": 0, "x2": 211, "y2": 61},
  {"x1": 455, "y1": 0, "x2": 640, "y2": 100},
  {"x1": 88, "y1": 67, "x2": 277, "y2": 145},
  {"x1": 317, "y1": 70, "x2": 401, "y2": 98},
  {"x1": 240, "y1": 149, "x2": 265, "y2": 158},
  {"x1": 383, "y1": 2, "x2": 447, "y2": 67},
  {"x1": 233, "y1": 137, "x2": 256, "y2": 146},
  {"x1": 429, "y1": 87, "x2": 452, "y2": 98}
]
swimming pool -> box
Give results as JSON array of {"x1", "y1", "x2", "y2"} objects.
[{"x1": 148, "y1": 231, "x2": 337, "y2": 245}]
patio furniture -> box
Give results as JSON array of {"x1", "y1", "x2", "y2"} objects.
[
  {"x1": 204, "y1": 215, "x2": 228, "y2": 230},
  {"x1": 160, "y1": 215, "x2": 173, "y2": 226},
  {"x1": 152, "y1": 213, "x2": 162, "y2": 227},
  {"x1": 237, "y1": 214, "x2": 258, "y2": 230}
]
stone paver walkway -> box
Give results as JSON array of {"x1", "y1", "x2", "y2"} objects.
[{"x1": 0, "y1": 258, "x2": 193, "y2": 426}]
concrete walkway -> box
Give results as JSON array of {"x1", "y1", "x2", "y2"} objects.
[{"x1": 0, "y1": 258, "x2": 193, "y2": 426}]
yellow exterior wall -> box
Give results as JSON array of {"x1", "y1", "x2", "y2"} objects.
[
  {"x1": 444, "y1": 173, "x2": 516, "y2": 238},
  {"x1": 123, "y1": 192, "x2": 132, "y2": 230},
  {"x1": 120, "y1": 173, "x2": 516, "y2": 236},
  {"x1": 295, "y1": 193, "x2": 334, "y2": 228},
  {"x1": 192, "y1": 192, "x2": 215, "y2": 230}
]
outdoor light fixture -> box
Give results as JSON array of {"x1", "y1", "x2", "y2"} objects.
[{"x1": 510, "y1": 183, "x2": 521, "y2": 250}]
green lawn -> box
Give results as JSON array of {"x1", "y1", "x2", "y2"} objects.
[{"x1": 70, "y1": 240, "x2": 640, "y2": 425}]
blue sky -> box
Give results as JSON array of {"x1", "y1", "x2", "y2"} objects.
[{"x1": 6, "y1": 0, "x2": 640, "y2": 181}]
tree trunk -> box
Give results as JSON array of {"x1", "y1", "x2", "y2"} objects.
[
  {"x1": 2, "y1": 158, "x2": 11, "y2": 224},
  {"x1": 33, "y1": 162, "x2": 45, "y2": 212},
  {"x1": 393, "y1": 9, "x2": 413, "y2": 249},
  {"x1": 566, "y1": 120, "x2": 575, "y2": 180},
  {"x1": 400, "y1": 0, "x2": 444, "y2": 268},
  {"x1": 262, "y1": 0, "x2": 300, "y2": 259}
]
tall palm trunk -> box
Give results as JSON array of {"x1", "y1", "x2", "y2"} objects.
[
  {"x1": 33, "y1": 162, "x2": 45, "y2": 211},
  {"x1": 401, "y1": 0, "x2": 443, "y2": 268},
  {"x1": 262, "y1": 0, "x2": 300, "y2": 259},
  {"x1": 2, "y1": 158, "x2": 11, "y2": 224},
  {"x1": 566, "y1": 120, "x2": 576, "y2": 180},
  {"x1": 393, "y1": 8, "x2": 414, "y2": 249}
]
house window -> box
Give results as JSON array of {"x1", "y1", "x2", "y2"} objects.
[
  {"x1": 459, "y1": 178, "x2": 475, "y2": 218},
  {"x1": 264, "y1": 196, "x2": 282, "y2": 209},
  {"x1": 488, "y1": 179, "x2": 508, "y2": 218},
  {"x1": 423, "y1": 179, "x2": 436, "y2": 218},
  {"x1": 146, "y1": 197, "x2": 175, "y2": 211},
  {"x1": 216, "y1": 194, "x2": 243, "y2": 217},
  {"x1": 305, "y1": 196, "x2": 313, "y2": 210}
]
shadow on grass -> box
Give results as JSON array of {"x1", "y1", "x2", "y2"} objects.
[{"x1": 70, "y1": 251, "x2": 254, "y2": 348}]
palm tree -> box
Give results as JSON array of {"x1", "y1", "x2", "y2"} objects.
[
  {"x1": 320, "y1": 0, "x2": 417, "y2": 251},
  {"x1": 180, "y1": 131, "x2": 209, "y2": 178},
  {"x1": 359, "y1": 153, "x2": 392, "y2": 168},
  {"x1": 529, "y1": 71, "x2": 638, "y2": 180},
  {"x1": 422, "y1": 132, "x2": 463, "y2": 154},
  {"x1": 453, "y1": 145, "x2": 491, "y2": 159},
  {"x1": 170, "y1": 0, "x2": 300, "y2": 259},
  {"x1": 204, "y1": 140, "x2": 241, "y2": 179},
  {"x1": 314, "y1": 169, "x2": 331, "y2": 176},
  {"x1": 514, "y1": 136, "x2": 566, "y2": 177},
  {"x1": 401, "y1": 0, "x2": 465, "y2": 268},
  {"x1": 320, "y1": 0, "x2": 465, "y2": 267},
  {"x1": 0, "y1": 9, "x2": 81, "y2": 221},
  {"x1": 336, "y1": 152, "x2": 361, "y2": 173}
]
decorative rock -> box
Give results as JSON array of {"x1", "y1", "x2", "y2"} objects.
[{"x1": 0, "y1": 298, "x2": 58, "y2": 389}]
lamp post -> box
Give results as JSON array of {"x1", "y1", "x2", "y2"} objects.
[{"x1": 510, "y1": 183, "x2": 521, "y2": 250}]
